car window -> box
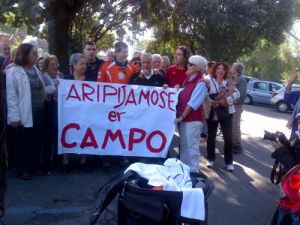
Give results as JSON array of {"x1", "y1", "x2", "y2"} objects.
[
  {"x1": 253, "y1": 82, "x2": 267, "y2": 91},
  {"x1": 270, "y1": 83, "x2": 282, "y2": 92},
  {"x1": 292, "y1": 87, "x2": 300, "y2": 91}
]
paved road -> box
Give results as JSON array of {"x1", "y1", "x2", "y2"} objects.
[{"x1": 1, "y1": 104, "x2": 292, "y2": 225}]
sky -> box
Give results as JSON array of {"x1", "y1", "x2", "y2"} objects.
[{"x1": 290, "y1": 19, "x2": 300, "y2": 40}]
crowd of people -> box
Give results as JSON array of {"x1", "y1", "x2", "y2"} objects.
[{"x1": 0, "y1": 39, "x2": 248, "y2": 185}]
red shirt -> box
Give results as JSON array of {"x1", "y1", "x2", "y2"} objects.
[{"x1": 165, "y1": 65, "x2": 187, "y2": 88}]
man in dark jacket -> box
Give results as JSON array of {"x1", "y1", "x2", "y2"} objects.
[
  {"x1": 0, "y1": 54, "x2": 7, "y2": 217},
  {"x1": 83, "y1": 41, "x2": 104, "y2": 81},
  {"x1": 230, "y1": 63, "x2": 247, "y2": 154},
  {"x1": 129, "y1": 53, "x2": 166, "y2": 87}
]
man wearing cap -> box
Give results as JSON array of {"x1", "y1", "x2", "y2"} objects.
[{"x1": 175, "y1": 55, "x2": 209, "y2": 173}]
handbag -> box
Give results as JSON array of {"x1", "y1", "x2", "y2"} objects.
[{"x1": 211, "y1": 79, "x2": 230, "y2": 121}]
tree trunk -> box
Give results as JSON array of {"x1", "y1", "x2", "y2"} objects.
[
  {"x1": 47, "y1": 17, "x2": 72, "y2": 75},
  {"x1": 46, "y1": 0, "x2": 84, "y2": 75}
]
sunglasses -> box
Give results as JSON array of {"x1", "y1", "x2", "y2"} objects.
[{"x1": 188, "y1": 63, "x2": 196, "y2": 67}]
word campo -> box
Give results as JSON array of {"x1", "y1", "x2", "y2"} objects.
[
  {"x1": 61, "y1": 123, "x2": 167, "y2": 153},
  {"x1": 66, "y1": 83, "x2": 176, "y2": 111}
]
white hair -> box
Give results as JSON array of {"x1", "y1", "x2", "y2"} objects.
[
  {"x1": 189, "y1": 55, "x2": 207, "y2": 72},
  {"x1": 22, "y1": 36, "x2": 38, "y2": 49},
  {"x1": 152, "y1": 54, "x2": 162, "y2": 61},
  {"x1": 141, "y1": 53, "x2": 152, "y2": 61},
  {"x1": 69, "y1": 53, "x2": 87, "y2": 65}
]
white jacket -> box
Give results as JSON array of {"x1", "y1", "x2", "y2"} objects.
[{"x1": 6, "y1": 65, "x2": 54, "y2": 127}]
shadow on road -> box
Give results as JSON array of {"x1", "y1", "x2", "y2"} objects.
[{"x1": 199, "y1": 134, "x2": 279, "y2": 225}]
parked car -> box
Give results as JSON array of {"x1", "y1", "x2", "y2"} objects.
[
  {"x1": 268, "y1": 164, "x2": 300, "y2": 225},
  {"x1": 245, "y1": 81, "x2": 284, "y2": 105},
  {"x1": 270, "y1": 84, "x2": 300, "y2": 112},
  {"x1": 244, "y1": 75, "x2": 259, "y2": 83}
]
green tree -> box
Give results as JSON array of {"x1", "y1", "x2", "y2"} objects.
[
  {"x1": 240, "y1": 39, "x2": 300, "y2": 82},
  {"x1": 0, "y1": 0, "x2": 147, "y2": 73},
  {"x1": 144, "y1": 0, "x2": 297, "y2": 63}
]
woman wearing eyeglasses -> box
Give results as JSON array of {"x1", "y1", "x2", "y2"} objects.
[
  {"x1": 175, "y1": 55, "x2": 209, "y2": 173},
  {"x1": 6, "y1": 43, "x2": 50, "y2": 180},
  {"x1": 42, "y1": 55, "x2": 63, "y2": 174}
]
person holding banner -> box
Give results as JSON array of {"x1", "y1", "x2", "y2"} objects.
[
  {"x1": 63, "y1": 53, "x2": 91, "y2": 173},
  {"x1": 129, "y1": 53, "x2": 166, "y2": 87},
  {"x1": 97, "y1": 41, "x2": 138, "y2": 167},
  {"x1": 175, "y1": 55, "x2": 209, "y2": 173}
]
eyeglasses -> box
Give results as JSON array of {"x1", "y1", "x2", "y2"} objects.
[{"x1": 188, "y1": 63, "x2": 196, "y2": 67}]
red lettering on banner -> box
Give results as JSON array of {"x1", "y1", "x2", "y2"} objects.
[
  {"x1": 108, "y1": 111, "x2": 118, "y2": 122},
  {"x1": 151, "y1": 90, "x2": 159, "y2": 105},
  {"x1": 66, "y1": 84, "x2": 81, "y2": 101},
  {"x1": 108, "y1": 111, "x2": 126, "y2": 122},
  {"x1": 146, "y1": 130, "x2": 167, "y2": 153},
  {"x1": 61, "y1": 123, "x2": 80, "y2": 148},
  {"x1": 128, "y1": 128, "x2": 146, "y2": 151},
  {"x1": 80, "y1": 128, "x2": 98, "y2": 148},
  {"x1": 117, "y1": 86, "x2": 126, "y2": 103},
  {"x1": 103, "y1": 85, "x2": 117, "y2": 102},
  {"x1": 101, "y1": 129, "x2": 126, "y2": 149},
  {"x1": 158, "y1": 91, "x2": 167, "y2": 109},
  {"x1": 168, "y1": 92, "x2": 176, "y2": 112},
  {"x1": 82, "y1": 83, "x2": 95, "y2": 102},
  {"x1": 125, "y1": 88, "x2": 137, "y2": 106},
  {"x1": 138, "y1": 90, "x2": 150, "y2": 106}
]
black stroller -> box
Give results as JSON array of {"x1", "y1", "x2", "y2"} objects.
[{"x1": 90, "y1": 167, "x2": 214, "y2": 225}]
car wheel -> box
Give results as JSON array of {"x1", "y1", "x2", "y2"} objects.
[
  {"x1": 276, "y1": 101, "x2": 290, "y2": 113},
  {"x1": 244, "y1": 95, "x2": 252, "y2": 104}
]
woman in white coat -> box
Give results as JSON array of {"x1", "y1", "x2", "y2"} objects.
[{"x1": 6, "y1": 43, "x2": 54, "y2": 180}]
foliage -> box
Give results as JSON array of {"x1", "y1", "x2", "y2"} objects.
[
  {"x1": 144, "y1": 0, "x2": 296, "y2": 63},
  {"x1": 239, "y1": 39, "x2": 300, "y2": 83}
]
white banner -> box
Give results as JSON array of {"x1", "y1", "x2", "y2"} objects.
[{"x1": 58, "y1": 80, "x2": 178, "y2": 158}]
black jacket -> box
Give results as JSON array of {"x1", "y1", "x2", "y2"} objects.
[
  {"x1": 129, "y1": 73, "x2": 166, "y2": 87},
  {"x1": 85, "y1": 57, "x2": 104, "y2": 82}
]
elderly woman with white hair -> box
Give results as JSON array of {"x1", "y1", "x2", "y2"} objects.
[
  {"x1": 63, "y1": 53, "x2": 91, "y2": 173},
  {"x1": 175, "y1": 55, "x2": 209, "y2": 173}
]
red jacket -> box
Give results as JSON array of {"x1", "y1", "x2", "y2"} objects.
[
  {"x1": 165, "y1": 65, "x2": 187, "y2": 88},
  {"x1": 178, "y1": 73, "x2": 205, "y2": 122}
]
